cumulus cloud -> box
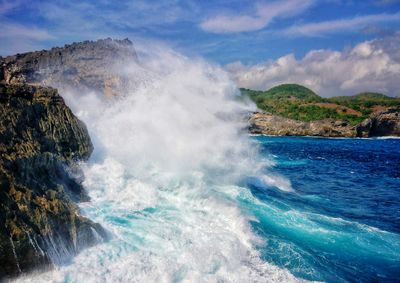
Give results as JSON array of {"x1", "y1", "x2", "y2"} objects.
[
  {"x1": 226, "y1": 34, "x2": 400, "y2": 97},
  {"x1": 200, "y1": 0, "x2": 314, "y2": 33},
  {"x1": 284, "y1": 13, "x2": 400, "y2": 37}
]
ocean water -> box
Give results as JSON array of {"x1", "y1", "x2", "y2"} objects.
[
  {"x1": 246, "y1": 136, "x2": 400, "y2": 282},
  {"x1": 13, "y1": 46, "x2": 400, "y2": 282}
]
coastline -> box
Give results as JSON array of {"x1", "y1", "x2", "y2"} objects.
[
  {"x1": 250, "y1": 133, "x2": 400, "y2": 139},
  {"x1": 248, "y1": 111, "x2": 400, "y2": 138}
]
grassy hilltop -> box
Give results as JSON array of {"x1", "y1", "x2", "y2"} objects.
[{"x1": 242, "y1": 84, "x2": 400, "y2": 125}]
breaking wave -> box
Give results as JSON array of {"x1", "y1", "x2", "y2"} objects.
[{"x1": 14, "y1": 44, "x2": 300, "y2": 282}]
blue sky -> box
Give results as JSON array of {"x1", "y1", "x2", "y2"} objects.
[
  {"x1": 1, "y1": 0, "x2": 400, "y2": 96},
  {"x1": 1, "y1": 0, "x2": 400, "y2": 64}
]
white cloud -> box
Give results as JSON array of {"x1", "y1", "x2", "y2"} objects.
[
  {"x1": 226, "y1": 34, "x2": 400, "y2": 97},
  {"x1": 200, "y1": 0, "x2": 314, "y2": 33},
  {"x1": 0, "y1": 22, "x2": 53, "y2": 40},
  {"x1": 37, "y1": 0, "x2": 199, "y2": 33},
  {"x1": 284, "y1": 13, "x2": 400, "y2": 37},
  {"x1": 0, "y1": 21, "x2": 54, "y2": 55},
  {"x1": 0, "y1": 0, "x2": 200, "y2": 55}
]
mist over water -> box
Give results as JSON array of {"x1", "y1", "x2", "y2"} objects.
[
  {"x1": 11, "y1": 42, "x2": 400, "y2": 283},
  {"x1": 14, "y1": 45, "x2": 301, "y2": 282}
]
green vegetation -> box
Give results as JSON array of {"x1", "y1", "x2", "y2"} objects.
[
  {"x1": 242, "y1": 84, "x2": 400, "y2": 125},
  {"x1": 242, "y1": 84, "x2": 320, "y2": 101},
  {"x1": 328, "y1": 92, "x2": 400, "y2": 111}
]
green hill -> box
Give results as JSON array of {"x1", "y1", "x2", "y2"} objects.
[
  {"x1": 242, "y1": 84, "x2": 400, "y2": 125},
  {"x1": 241, "y1": 84, "x2": 321, "y2": 104}
]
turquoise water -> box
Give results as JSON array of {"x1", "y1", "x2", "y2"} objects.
[
  {"x1": 18, "y1": 137, "x2": 400, "y2": 283},
  {"x1": 15, "y1": 49, "x2": 400, "y2": 282},
  {"x1": 244, "y1": 137, "x2": 400, "y2": 282}
]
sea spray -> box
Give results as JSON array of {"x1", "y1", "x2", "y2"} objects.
[
  {"x1": 13, "y1": 44, "x2": 300, "y2": 282},
  {"x1": 9, "y1": 238, "x2": 21, "y2": 274}
]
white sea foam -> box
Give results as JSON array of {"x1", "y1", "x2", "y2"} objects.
[{"x1": 13, "y1": 43, "x2": 300, "y2": 282}]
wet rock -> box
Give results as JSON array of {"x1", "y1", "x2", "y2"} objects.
[{"x1": 0, "y1": 83, "x2": 106, "y2": 279}]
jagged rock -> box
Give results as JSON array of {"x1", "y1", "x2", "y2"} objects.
[
  {"x1": 367, "y1": 108, "x2": 400, "y2": 136},
  {"x1": 0, "y1": 83, "x2": 106, "y2": 279},
  {"x1": 0, "y1": 38, "x2": 137, "y2": 96},
  {"x1": 356, "y1": 118, "x2": 373, "y2": 138},
  {"x1": 0, "y1": 38, "x2": 139, "y2": 278},
  {"x1": 356, "y1": 109, "x2": 400, "y2": 137}
]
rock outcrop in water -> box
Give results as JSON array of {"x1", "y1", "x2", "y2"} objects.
[
  {"x1": 1, "y1": 38, "x2": 137, "y2": 97},
  {"x1": 356, "y1": 108, "x2": 400, "y2": 137},
  {"x1": 0, "y1": 82, "x2": 106, "y2": 278},
  {"x1": 249, "y1": 109, "x2": 400, "y2": 137}
]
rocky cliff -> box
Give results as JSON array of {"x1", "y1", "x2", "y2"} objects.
[
  {"x1": 356, "y1": 108, "x2": 400, "y2": 137},
  {"x1": 0, "y1": 38, "x2": 143, "y2": 279},
  {"x1": 0, "y1": 83, "x2": 107, "y2": 279},
  {"x1": 1, "y1": 38, "x2": 137, "y2": 97},
  {"x1": 249, "y1": 109, "x2": 400, "y2": 137},
  {"x1": 249, "y1": 112, "x2": 357, "y2": 137}
]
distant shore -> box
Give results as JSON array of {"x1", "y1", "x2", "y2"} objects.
[{"x1": 248, "y1": 110, "x2": 400, "y2": 138}]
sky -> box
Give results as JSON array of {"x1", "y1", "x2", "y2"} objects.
[{"x1": 1, "y1": 0, "x2": 400, "y2": 96}]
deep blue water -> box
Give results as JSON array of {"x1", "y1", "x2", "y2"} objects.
[{"x1": 244, "y1": 137, "x2": 400, "y2": 282}]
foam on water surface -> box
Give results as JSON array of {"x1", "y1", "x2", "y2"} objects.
[
  {"x1": 13, "y1": 45, "x2": 400, "y2": 283},
  {"x1": 13, "y1": 45, "x2": 301, "y2": 282}
]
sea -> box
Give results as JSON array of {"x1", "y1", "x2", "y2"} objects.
[
  {"x1": 247, "y1": 136, "x2": 400, "y2": 282},
  {"x1": 13, "y1": 46, "x2": 400, "y2": 283}
]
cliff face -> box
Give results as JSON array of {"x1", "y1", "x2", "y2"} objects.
[
  {"x1": 356, "y1": 109, "x2": 400, "y2": 137},
  {"x1": 249, "y1": 112, "x2": 357, "y2": 137},
  {"x1": 1, "y1": 38, "x2": 137, "y2": 97},
  {"x1": 0, "y1": 83, "x2": 106, "y2": 278},
  {"x1": 249, "y1": 109, "x2": 400, "y2": 137},
  {"x1": 0, "y1": 38, "x2": 143, "y2": 278}
]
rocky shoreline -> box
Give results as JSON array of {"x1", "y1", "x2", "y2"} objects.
[
  {"x1": 0, "y1": 37, "x2": 399, "y2": 279},
  {"x1": 0, "y1": 39, "x2": 138, "y2": 279},
  {"x1": 249, "y1": 109, "x2": 400, "y2": 138},
  {"x1": 0, "y1": 83, "x2": 108, "y2": 279}
]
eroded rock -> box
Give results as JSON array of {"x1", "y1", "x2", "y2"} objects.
[{"x1": 0, "y1": 83, "x2": 106, "y2": 279}]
